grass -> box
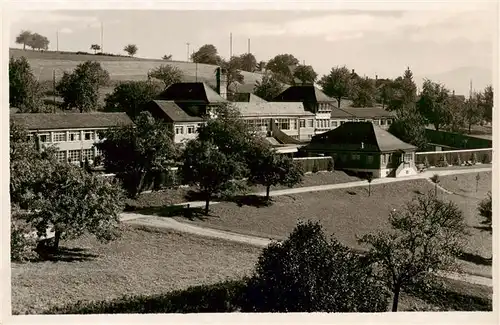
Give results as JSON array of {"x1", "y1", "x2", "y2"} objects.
[{"x1": 11, "y1": 224, "x2": 261, "y2": 315}]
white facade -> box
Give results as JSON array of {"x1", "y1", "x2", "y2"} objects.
[{"x1": 173, "y1": 121, "x2": 204, "y2": 144}]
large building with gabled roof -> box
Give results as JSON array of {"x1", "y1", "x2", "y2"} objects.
[{"x1": 304, "y1": 121, "x2": 418, "y2": 178}]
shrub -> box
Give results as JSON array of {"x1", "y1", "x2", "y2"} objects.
[
  {"x1": 11, "y1": 217, "x2": 38, "y2": 262},
  {"x1": 470, "y1": 152, "x2": 478, "y2": 165},
  {"x1": 481, "y1": 153, "x2": 490, "y2": 164},
  {"x1": 326, "y1": 158, "x2": 334, "y2": 172},
  {"x1": 437, "y1": 155, "x2": 448, "y2": 167},
  {"x1": 242, "y1": 220, "x2": 390, "y2": 312},
  {"x1": 45, "y1": 280, "x2": 248, "y2": 314},
  {"x1": 454, "y1": 155, "x2": 462, "y2": 166}
]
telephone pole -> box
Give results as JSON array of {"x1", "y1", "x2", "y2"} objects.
[
  {"x1": 229, "y1": 32, "x2": 233, "y2": 58},
  {"x1": 186, "y1": 42, "x2": 190, "y2": 62},
  {"x1": 100, "y1": 22, "x2": 104, "y2": 53},
  {"x1": 247, "y1": 38, "x2": 250, "y2": 53},
  {"x1": 56, "y1": 29, "x2": 59, "y2": 51}
]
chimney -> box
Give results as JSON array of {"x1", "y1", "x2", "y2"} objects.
[{"x1": 215, "y1": 67, "x2": 228, "y2": 99}]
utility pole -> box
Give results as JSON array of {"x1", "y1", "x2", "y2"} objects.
[
  {"x1": 195, "y1": 62, "x2": 198, "y2": 82},
  {"x1": 56, "y1": 29, "x2": 59, "y2": 51},
  {"x1": 247, "y1": 38, "x2": 250, "y2": 53},
  {"x1": 469, "y1": 79, "x2": 473, "y2": 99},
  {"x1": 100, "y1": 22, "x2": 104, "y2": 53},
  {"x1": 186, "y1": 42, "x2": 190, "y2": 62},
  {"x1": 52, "y1": 70, "x2": 56, "y2": 112},
  {"x1": 229, "y1": 32, "x2": 233, "y2": 58}
]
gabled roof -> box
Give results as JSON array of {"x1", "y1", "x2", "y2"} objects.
[
  {"x1": 10, "y1": 112, "x2": 133, "y2": 131},
  {"x1": 273, "y1": 85, "x2": 334, "y2": 103},
  {"x1": 149, "y1": 100, "x2": 204, "y2": 123},
  {"x1": 229, "y1": 93, "x2": 268, "y2": 103},
  {"x1": 232, "y1": 102, "x2": 315, "y2": 117},
  {"x1": 158, "y1": 82, "x2": 228, "y2": 104},
  {"x1": 341, "y1": 107, "x2": 396, "y2": 119},
  {"x1": 309, "y1": 122, "x2": 416, "y2": 152}
]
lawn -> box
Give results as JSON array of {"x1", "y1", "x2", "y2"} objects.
[{"x1": 11, "y1": 224, "x2": 261, "y2": 315}]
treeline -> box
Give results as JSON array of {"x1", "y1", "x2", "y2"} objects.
[{"x1": 15, "y1": 30, "x2": 50, "y2": 51}]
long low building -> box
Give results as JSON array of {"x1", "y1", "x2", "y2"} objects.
[{"x1": 10, "y1": 112, "x2": 133, "y2": 164}]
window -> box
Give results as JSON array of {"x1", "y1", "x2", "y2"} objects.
[
  {"x1": 387, "y1": 119, "x2": 393, "y2": 125},
  {"x1": 175, "y1": 126, "x2": 184, "y2": 134},
  {"x1": 404, "y1": 153, "x2": 413, "y2": 162},
  {"x1": 82, "y1": 149, "x2": 94, "y2": 160},
  {"x1": 277, "y1": 119, "x2": 290, "y2": 130},
  {"x1": 53, "y1": 132, "x2": 67, "y2": 142},
  {"x1": 331, "y1": 120, "x2": 338, "y2": 128},
  {"x1": 387, "y1": 154, "x2": 392, "y2": 163},
  {"x1": 38, "y1": 133, "x2": 50, "y2": 143},
  {"x1": 380, "y1": 119, "x2": 386, "y2": 126},
  {"x1": 83, "y1": 131, "x2": 95, "y2": 141},
  {"x1": 307, "y1": 119, "x2": 314, "y2": 128},
  {"x1": 299, "y1": 119, "x2": 306, "y2": 128},
  {"x1": 69, "y1": 132, "x2": 81, "y2": 141},
  {"x1": 68, "y1": 150, "x2": 81, "y2": 163},
  {"x1": 351, "y1": 154, "x2": 361, "y2": 160},
  {"x1": 96, "y1": 148, "x2": 103, "y2": 157},
  {"x1": 187, "y1": 126, "x2": 195, "y2": 134},
  {"x1": 55, "y1": 151, "x2": 67, "y2": 163},
  {"x1": 367, "y1": 155, "x2": 373, "y2": 164}
]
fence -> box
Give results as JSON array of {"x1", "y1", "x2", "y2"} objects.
[
  {"x1": 293, "y1": 156, "x2": 333, "y2": 173},
  {"x1": 415, "y1": 148, "x2": 492, "y2": 168}
]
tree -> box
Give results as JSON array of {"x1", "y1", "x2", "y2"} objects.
[
  {"x1": 162, "y1": 54, "x2": 173, "y2": 61},
  {"x1": 387, "y1": 68, "x2": 417, "y2": 111},
  {"x1": 181, "y1": 139, "x2": 240, "y2": 215},
  {"x1": 9, "y1": 56, "x2": 46, "y2": 113},
  {"x1": 95, "y1": 111, "x2": 178, "y2": 197},
  {"x1": 417, "y1": 79, "x2": 451, "y2": 131},
  {"x1": 318, "y1": 66, "x2": 355, "y2": 108},
  {"x1": 257, "y1": 61, "x2": 266, "y2": 72},
  {"x1": 220, "y1": 57, "x2": 245, "y2": 93},
  {"x1": 254, "y1": 72, "x2": 285, "y2": 101},
  {"x1": 24, "y1": 162, "x2": 125, "y2": 251},
  {"x1": 148, "y1": 64, "x2": 184, "y2": 89},
  {"x1": 191, "y1": 44, "x2": 220, "y2": 65},
  {"x1": 478, "y1": 192, "x2": 492, "y2": 231},
  {"x1": 90, "y1": 44, "x2": 101, "y2": 54},
  {"x1": 376, "y1": 79, "x2": 395, "y2": 109},
  {"x1": 447, "y1": 94, "x2": 468, "y2": 133},
  {"x1": 26, "y1": 33, "x2": 50, "y2": 51},
  {"x1": 124, "y1": 44, "x2": 138, "y2": 57},
  {"x1": 292, "y1": 64, "x2": 318, "y2": 85},
  {"x1": 359, "y1": 193, "x2": 468, "y2": 312},
  {"x1": 238, "y1": 53, "x2": 257, "y2": 72},
  {"x1": 248, "y1": 145, "x2": 303, "y2": 201},
  {"x1": 103, "y1": 80, "x2": 162, "y2": 118},
  {"x1": 430, "y1": 174, "x2": 440, "y2": 196},
  {"x1": 16, "y1": 30, "x2": 33, "y2": 50},
  {"x1": 244, "y1": 220, "x2": 390, "y2": 312},
  {"x1": 365, "y1": 173, "x2": 374, "y2": 196},
  {"x1": 265, "y1": 54, "x2": 300, "y2": 84},
  {"x1": 56, "y1": 61, "x2": 110, "y2": 112},
  {"x1": 352, "y1": 77, "x2": 376, "y2": 107},
  {"x1": 479, "y1": 85, "x2": 493, "y2": 123},
  {"x1": 388, "y1": 105, "x2": 427, "y2": 149}
]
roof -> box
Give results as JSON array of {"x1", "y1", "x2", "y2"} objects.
[
  {"x1": 309, "y1": 122, "x2": 416, "y2": 152},
  {"x1": 149, "y1": 100, "x2": 204, "y2": 123},
  {"x1": 273, "y1": 85, "x2": 334, "y2": 103},
  {"x1": 330, "y1": 108, "x2": 356, "y2": 119},
  {"x1": 158, "y1": 82, "x2": 228, "y2": 104},
  {"x1": 229, "y1": 93, "x2": 268, "y2": 103},
  {"x1": 232, "y1": 102, "x2": 315, "y2": 117},
  {"x1": 10, "y1": 112, "x2": 133, "y2": 131},
  {"x1": 341, "y1": 107, "x2": 396, "y2": 119}
]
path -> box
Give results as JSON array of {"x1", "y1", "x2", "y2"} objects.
[{"x1": 122, "y1": 214, "x2": 493, "y2": 288}]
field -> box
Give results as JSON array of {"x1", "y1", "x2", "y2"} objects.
[{"x1": 11, "y1": 224, "x2": 261, "y2": 315}]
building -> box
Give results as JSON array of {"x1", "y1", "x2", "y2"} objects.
[
  {"x1": 304, "y1": 122, "x2": 418, "y2": 178},
  {"x1": 10, "y1": 112, "x2": 133, "y2": 164},
  {"x1": 146, "y1": 100, "x2": 204, "y2": 144},
  {"x1": 273, "y1": 85, "x2": 336, "y2": 135},
  {"x1": 330, "y1": 106, "x2": 396, "y2": 130}
]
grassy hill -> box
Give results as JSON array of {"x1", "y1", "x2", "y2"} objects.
[{"x1": 10, "y1": 48, "x2": 264, "y2": 105}]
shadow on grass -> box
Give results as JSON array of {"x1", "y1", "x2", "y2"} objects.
[
  {"x1": 130, "y1": 204, "x2": 210, "y2": 221},
  {"x1": 413, "y1": 190, "x2": 424, "y2": 195},
  {"x1": 459, "y1": 252, "x2": 492, "y2": 266},
  {"x1": 35, "y1": 245, "x2": 99, "y2": 263},
  {"x1": 225, "y1": 195, "x2": 272, "y2": 208},
  {"x1": 346, "y1": 191, "x2": 357, "y2": 196},
  {"x1": 474, "y1": 225, "x2": 492, "y2": 233}
]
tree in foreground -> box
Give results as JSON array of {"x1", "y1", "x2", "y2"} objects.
[
  {"x1": 56, "y1": 61, "x2": 110, "y2": 112},
  {"x1": 9, "y1": 56, "x2": 46, "y2": 113},
  {"x1": 244, "y1": 220, "x2": 390, "y2": 312},
  {"x1": 248, "y1": 144, "x2": 303, "y2": 201},
  {"x1": 359, "y1": 193, "x2": 468, "y2": 312},
  {"x1": 95, "y1": 111, "x2": 178, "y2": 197},
  {"x1": 478, "y1": 192, "x2": 492, "y2": 231},
  {"x1": 148, "y1": 64, "x2": 184, "y2": 89},
  {"x1": 103, "y1": 80, "x2": 162, "y2": 119},
  {"x1": 181, "y1": 139, "x2": 240, "y2": 215},
  {"x1": 124, "y1": 44, "x2": 138, "y2": 57},
  {"x1": 318, "y1": 66, "x2": 355, "y2": 108},
  {"x1": 253, "y1": 72, "x2": 285, "y2": 101}
]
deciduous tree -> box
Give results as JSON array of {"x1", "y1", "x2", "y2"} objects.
[
  {"x1": 90, "y1": 44, "x2": 101, "y2": 54},
  {"x1": 388, "y1": 105, "x2": 427, "y2": 149},
  {"x1": 162, "y1": 54, "x2": 173, "y2": 61},
  {"x1": 191, "y1": 44, "x2": 220, "y2": 65},
  {"x1": 15, "y1": 30, "x2": 33, "y2": 50},
  {"x1": 387, "y1": 68, "x2": 417, "y2": 111},
  {"x1": 292, "y1": 64, "x2": 318, "y2": 85},
  {"x1": 148, "y1": 64, "x2": 184, "y2": 89},
  {"x1": 27, "y1": 33, "x2": 50, "y2": 51},
  {"x1": 352, "y1": 77, "x2": 376, "y2": 107},
  {"x1": 220, "y1": 57, "x2": 245, "y2": 92},
  {"x1": 95, "y1": 111, "x2": 178, "y2": 197},
  {"x1": 9, "y1": 56, "x2": 46, "y2": 112},
  {"x1": 417, "y1": 79, "x2": 451, "y2": 131},
  {"x1": 479, "y1": 85, "x2": 493, "y2": 123},
  {"x1": 103, "y1": 80, "x2": 162, "y2": 118},
  {"x1": 56, "y1": 61, "x2": 110, "y2": 112},
  {"x1": 254, "y1": 72, "x2": 285, "y2": 101},
  {"x1": 318, "y1": 66, "x2": 355, "y2": 108},
  {"x1": 244, "y1": 220, "x2": 390, "y2": 312},
  {"x1": 124, "y1": 44, "x2": 138, "y2": 57},
  {"x1": 265, "y1": 54, "x2": 299, "y2": 84},
  {"x1": 238, "y1": 53, "x2": 257, "y2": 72},
  {"x1": 359, "y1": 193, "x2": 468, "y2": 312},
  {"x1": 478, "y1": 192, "x2": 492, "y2": 231}
]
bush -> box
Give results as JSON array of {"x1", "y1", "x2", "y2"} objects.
[
  {"x1": 45, "y1": 280, "x2": 248, "y2": 314},
  {"x1": 470, "y1": 152, "x2": 478, "y2": 164},
  {"x1": 481, "y1": 153, "x2": 490, "y2": 164},
  {"x1": 11, "y1": 217, "x2": 38, "y2": 262},
  {"x1": 242, "y1": 220, "x2": 390, "y2": 312},
  {"x1": 326, "y1": 158, "x2": 334, "y2": 172},
  {"x1": 437, "y1": 155, "x2": 448, "y2": 167},
  {"x1": 454, "y1": 155, "x2": 462, "y2": 166}
]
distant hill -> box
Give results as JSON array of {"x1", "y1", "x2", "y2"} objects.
[{"x1": 414, "y1": 66, "x2": 492, "y2": 96}]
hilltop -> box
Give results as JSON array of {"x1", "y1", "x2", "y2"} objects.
[{"x1": 9, "y1": 48, "x2": 264, "y2": 99}]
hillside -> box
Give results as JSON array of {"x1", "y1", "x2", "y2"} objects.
[{"x1": 9, "y1": 48, "x2": 264, "y2": 92}]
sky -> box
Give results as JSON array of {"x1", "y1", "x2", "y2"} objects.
[{"x1": 8, "y1": 2, "x2": 498, "y2": 95}]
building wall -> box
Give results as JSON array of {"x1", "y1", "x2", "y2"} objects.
[
  {"x1": 242, "y1": 116, "x2": 315, "y2": 142},
  {"x1": 330, "y1": 118, "x2": 350, "y2": 130},
  {"x1": 173, "y1": 121, "x2": 204, "y2": 144},
  {"x1": 348, "y1": 117, "x2": 394, "y2": 130},
  {"x1": 330, "y1": 151, "x2": 382, "y2": 170}
]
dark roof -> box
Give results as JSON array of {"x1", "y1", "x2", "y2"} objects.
[
  {"x1": 229, "y1": 93, "x2": 268, "y2": 103},
  {"x1": 149, "y1": 100, "x2": 204, "y2": 123},
  {"x1": 232, "y1": 102, "x2": 315, "y2": 117},
  {"x1": 341, "y1": 107, "x2": 396, "y2": 119},
  {"x1": 273, "y1": 85, "x2": 334, "y2": 103},
  {"x1": 158, "y1": 82, "x2": 228, "y2": 104},
  {"x1": 309, "y1": 122, "x2": 416, "y2": 152},
  {"x1": 10, "y1": 112, "x2": 133, "y2": 131},
  {"x1": 330, "y1": 108, "x2": 356, "y2": 119}
]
